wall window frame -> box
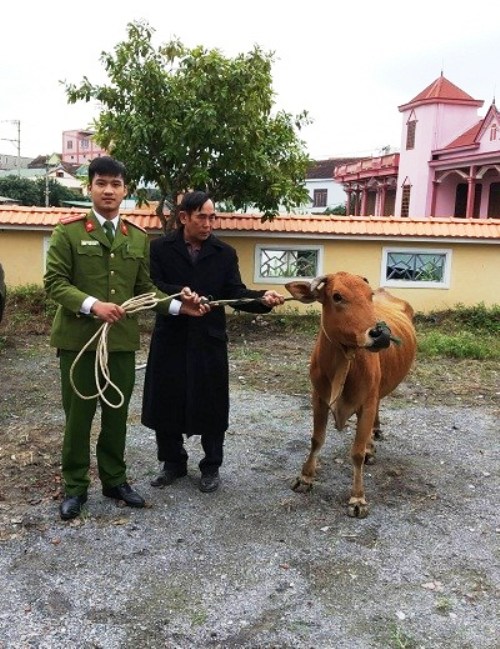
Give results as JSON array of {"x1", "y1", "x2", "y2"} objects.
[
  {"x1": 381, "y1": 246, "x2": 452, "y2": 289},
  {"x1": 313, "y1": 188, "x2": 328, "y2": 208},
  {"x1": 400, "y1": 185, "x2": 411, "y2": 217},
  {"x1": 254, "y1": 244, "x2": 323, "y2": 284}
]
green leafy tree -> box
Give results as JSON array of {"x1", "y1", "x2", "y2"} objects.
[
  {"x1": 0, "y1": 176, "x2": 39, "y2": 206},
  {"x1": 64, "y1": 20, "x2": 311, "y2": 229},
  {"x1": 0, "y1": 176, "x2": 82, "y2": 207},
  {"x1": 34, "y1": 178, "x2": 83, "y2": 207}
]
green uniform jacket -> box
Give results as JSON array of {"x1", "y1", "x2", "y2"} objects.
[{"x1": 44, "y1": 210, "x2": 171, "y2": 352}]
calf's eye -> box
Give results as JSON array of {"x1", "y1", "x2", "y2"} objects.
[{"x1": 332, "y1": 292, "x2": 343, "y2": 303}]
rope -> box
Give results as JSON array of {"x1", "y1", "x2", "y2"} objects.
[
  {"x1": 200, "y1": 296, "x2": 296, "y2": 308},
  {"x1": 70, "y1": 293, "x2": 297, "y2": 406},
  {"x1": 69, "y1": 292, "x2": 182, "y2": 408}
]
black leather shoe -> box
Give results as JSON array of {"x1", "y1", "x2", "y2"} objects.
[
  {"x1": 200, "y1": 471, "x2": 220, "y2": 493},
  {"x1": 150, "y1": 466, "x2": 187, "y2": 488},
  {"x1": 60, "y1": 494, "x2": 87, "y2": 521},
  {"x1": 102, "y1": 482, "x2": 145, "y2": 508}
]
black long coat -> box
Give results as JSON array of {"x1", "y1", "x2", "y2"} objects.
[{"x1": 141, "y1": 228, "x2": 271, "y2": 438}]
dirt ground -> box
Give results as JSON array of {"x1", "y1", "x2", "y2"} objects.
[
  {"x1": 0, "y1": 314, "x2": 498, "y2": 648},
  {"x1": 0, "y1": 314, "x2": 498, "y2": 529}
]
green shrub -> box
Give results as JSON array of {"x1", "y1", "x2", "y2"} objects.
[
  {"x1": 418, "y1": 330, "x2": 496, "y2": 360},
  {"x1": 415, "y1": 303, "x2": 499, "y2": 333}
]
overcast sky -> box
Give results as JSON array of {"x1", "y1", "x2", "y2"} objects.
[{"x1": 2, "y1": 0, "x2": 500, "y2": 160}]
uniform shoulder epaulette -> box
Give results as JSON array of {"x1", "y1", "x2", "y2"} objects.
[
  {"x1": 59, "y1": 214, "x2": 87, "y2": 225},
  {"x1": 122, "y1": 217, "x2": 147, "y2": 233}
]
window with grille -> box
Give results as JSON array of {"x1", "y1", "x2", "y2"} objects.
[
  {"x1": 401, "y1": 185, "x2": 411, "y2": 217},
  {"x1": 313, "y1": 189, "x2": 327, "y2": 208},
  {"x1": 406, "y1": 120, "x2": 416, "y2": 149},
  {"x1": 66, "y1": 140, "x2": 73, "y2": 150},
  {"x1": 381, "y1": 247, "x2": 451, "y2": 288},
  {"x1": 254, "y1": 245, "x2": 322, "y2": 284}
]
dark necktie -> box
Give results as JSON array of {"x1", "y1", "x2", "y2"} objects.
[{"x1": 103, "y1": 220, "x2": 115, "y2": 244}]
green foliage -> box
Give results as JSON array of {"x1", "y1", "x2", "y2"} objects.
[
  {"x1": 449, "y1": 302, "x2": 500, "y2": 332},
  {"x1": 415, "y1": 302, "x2": 499, "y2": 333},
  {"x1": 64, "y1": 20, "x2": 311, "y2": 228},
  {"x1": 323, "y1": 204, "x2": 346, "y2": 215},
  {"x1": 0, "y1": 176, "x2": 82, "y2": 207},
  {"x1": 0, "y1": 176, "x2": 39, "y2": 205},
  {"x1": 1, "y1": 284, "x2": 56, "y2": 335},
  {"x1": 34, "y1": 178, "x2": 83, "y2": 207},
  {"x1": 417, "y1": 331, "x2": 496, "y2": 360}
]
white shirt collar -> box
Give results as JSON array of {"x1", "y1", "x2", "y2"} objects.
[{"x1": 93, "y1": 210, "x2": 119, "y2": 230}]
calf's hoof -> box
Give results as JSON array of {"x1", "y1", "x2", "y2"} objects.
[
  {"x1": 347, "y1": 497, "x2": 369, "y2": 518},
  {"x1": 291, "y1": 476, "x2": 313, "y2": 493}
]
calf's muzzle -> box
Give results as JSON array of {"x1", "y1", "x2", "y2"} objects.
[{"x1": 367, "y1": 322, "x2": 392, "y2": 351}]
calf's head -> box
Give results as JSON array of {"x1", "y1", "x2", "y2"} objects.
[{"x1": 285, "y1": 272, "x2": 392, "y2": 351}]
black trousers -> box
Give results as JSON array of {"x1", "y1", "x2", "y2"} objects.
[{"x1": 156, "y1": 428, "x2": 225, "y2": 475}]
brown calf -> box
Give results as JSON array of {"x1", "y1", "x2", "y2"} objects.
[{"x1": 286, "y1": 272, "x2": 416, "y2": 517}]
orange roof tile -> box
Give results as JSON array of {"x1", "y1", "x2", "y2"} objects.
[
  {"x1": 442, "y1": 120, "x2": 483, "y2": 150},
  {"x1": 0, "y1": 206, "x2": 498, "y2": 241},
  {"x1": 399, "y1": 75, "x2": 483, "y2": 111}
]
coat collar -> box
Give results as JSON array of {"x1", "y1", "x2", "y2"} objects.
[
  {"x1": 169, "y1": 226, "x2": 223, "y2": 260},
  {"x1": 86, "y1": 210, "x2": 128, "y2": 249}
]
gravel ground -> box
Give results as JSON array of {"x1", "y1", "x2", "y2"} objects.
[{"x1": 0, "y1": 373, "x2": 498, "y2": 649}]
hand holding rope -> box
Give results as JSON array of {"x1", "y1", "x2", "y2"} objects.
[{"x1": 69, "y1": 291, "x2": 184, "y2": 408}]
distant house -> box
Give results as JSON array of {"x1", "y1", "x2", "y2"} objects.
[
  {"x1": 61, "y1": 130, "x2": 106, "y2": 165},
  {"x1": 334, "y1": 75, "x2": 500, "y2": 219},
  {"x1": 0, "y1": 153, "x2": 33, "y2": 171},
  {"x1": 303, "y1": 158, "x2": 362, "y2": 214},
  {"x1": 0, "y1": 158, "x2": 84, "y2": 195}
]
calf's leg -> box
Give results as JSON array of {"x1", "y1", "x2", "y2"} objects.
[
  {"x1": 348, "y1": 400, "x2": 377, "y2": 518},
  {"x1": 292, "y1": 390, "x2": 329, "y2": 492}
]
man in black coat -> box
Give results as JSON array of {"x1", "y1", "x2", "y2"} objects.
[{"x1": 141, "y1": 191, "x2": 284, "y2": 492}]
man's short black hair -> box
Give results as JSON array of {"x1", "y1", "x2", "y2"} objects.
[
  {"x1": 88, "y1": 156, "x2": 127, "y2": 183},
  {"x1": 179, "y1": 191, "x2": 211, "y2": 215}
]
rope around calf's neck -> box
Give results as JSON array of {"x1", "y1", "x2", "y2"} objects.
[{"x1": 69, "y1": 292, "x2": 183, "y2": 409}]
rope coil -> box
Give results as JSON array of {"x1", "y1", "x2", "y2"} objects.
[{"x1": 69, "y1": 292, "x2": 182, "y2": 408}]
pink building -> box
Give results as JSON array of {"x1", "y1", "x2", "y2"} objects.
[
  {"x1": 335, "y1": 75, "x2": 500, "y2": 219},
  {"x1": 61, "y1": 130, "x2": 106, "y2": 164}
]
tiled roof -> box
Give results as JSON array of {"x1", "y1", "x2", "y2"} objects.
[
  {"x1": 0, "y1": 206, "x2": 498, "y2": 241},
  {"x1": 307, "y1": 158, "x2": 363, "y2": 179},
  {"x1": 399, "y1": 75, "x2": 483, "y2": 111},
  {"x1": 442, "y1": 120, "x2": 483, "y2": 150}
]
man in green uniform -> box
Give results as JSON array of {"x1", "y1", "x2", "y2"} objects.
[{"x1": 44, "y1": 156, "x2": 206, "y2": 521}]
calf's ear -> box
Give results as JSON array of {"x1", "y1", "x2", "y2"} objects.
[{"x1": 284, "y1": 281, "x2": 317, "y2": 303}]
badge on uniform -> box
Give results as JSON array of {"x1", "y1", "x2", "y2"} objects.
[{"x1": 81, "y1": 240, "x2": 100, "y2": 246}]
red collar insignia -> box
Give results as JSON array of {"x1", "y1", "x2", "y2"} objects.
[
  {"x1": 85, "y1": 220, "x2": 95, "y2": 232},
  {"x1": 120, "y1": 221, "x2": 128, "y2": 236}
]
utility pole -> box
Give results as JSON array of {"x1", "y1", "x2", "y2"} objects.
[{"x1": 0, "y1": 119, "x2": 21, "y2": 177}]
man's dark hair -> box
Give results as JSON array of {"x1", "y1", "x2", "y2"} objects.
[
  {"x1": 88, "y1": 156, "x2": 127, "y2": 183},
  {"x1": 178, "y1": 191, "x2": 211, "y2": 215}
]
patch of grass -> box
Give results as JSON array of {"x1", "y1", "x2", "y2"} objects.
[
  {"x1": 1, "y1": 283, "x2": 56, "y2": 336},
  {"x1": 415, "y1": 302, "x2": 499, "y2": 333},
  {"x1": 190, "y1": 610, "x2": 208, "y2": 626},
  {"x1": 417, "y1": 330, "x2": 498, "y2": 360},
  {"x1": 435, "y1": 596, "x2": 453, "y2": 614},
  {"x1": 230, "y1": 346, "x2": 263, "y2": 362},
  {"x1": 388, "y1": 624, "x2": 419, "y2": 649}
]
